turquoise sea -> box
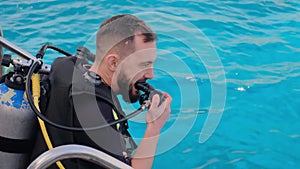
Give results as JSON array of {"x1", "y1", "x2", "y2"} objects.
[{"x1": 1, "y1": 0, "x2": 300, "y2": 168}]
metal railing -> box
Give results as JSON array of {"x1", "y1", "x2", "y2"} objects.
[{"x1": 27, "y1": 144, "x2": 134, "y2": 169}]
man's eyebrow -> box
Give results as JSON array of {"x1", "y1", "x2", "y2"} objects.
[
  {"x1": 144, "y1": 61, "x2": 153, "y2": 64},
  {"x1": 141, "y1": 61, "x2": 153, "y2": 65}
]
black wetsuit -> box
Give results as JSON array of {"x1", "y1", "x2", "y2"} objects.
[{"x1": 30, "y1": 56, "x2": 135, "y2": 169}]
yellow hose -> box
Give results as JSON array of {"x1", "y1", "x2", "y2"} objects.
[{"x1": 31, "y1": 74, "x2": 65, "y2": 169}]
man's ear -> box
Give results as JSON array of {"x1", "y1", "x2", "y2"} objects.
[{"x1": 105, "y1": 54, "x2": 120, "y2": 71}]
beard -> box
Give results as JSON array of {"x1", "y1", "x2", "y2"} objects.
[{"x1": 117, "y1": 75, "x2": 141, "y2": 103}]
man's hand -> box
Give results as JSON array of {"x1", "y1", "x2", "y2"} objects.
[
  {"x1": 131, "y1": 92, "x2": 172, "y2": 168},
  {"x1": 145, "y1": 92, "x2": 172, "y2": 133}
]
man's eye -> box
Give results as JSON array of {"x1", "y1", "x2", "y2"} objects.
[
  {"x1": 144, "y1": 63, "x2": 150, "y2": 67},
  {"x1": 141, "y1": 62, "x2": 152, "y2": 68}
]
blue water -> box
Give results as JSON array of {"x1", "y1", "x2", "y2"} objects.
[{"x1": 1, "y1": 1, "x2": 300, "y2": 168}]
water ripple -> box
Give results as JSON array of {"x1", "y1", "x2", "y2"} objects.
[{"x1": 1, "y1": 1, "x2": 300, "y2": 168}]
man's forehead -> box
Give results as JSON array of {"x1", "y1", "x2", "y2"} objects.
[{"x1": 126, "y1": 48, "x2": 156, "y2": 62}]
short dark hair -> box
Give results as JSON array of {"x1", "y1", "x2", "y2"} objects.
[{"x1": 95, "y1": 14, "x2": 157, "y2": 63}]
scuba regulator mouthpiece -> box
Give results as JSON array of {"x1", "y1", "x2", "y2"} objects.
[{"x1": 135, "y1": 82, "x2": 165, "y2": 107}]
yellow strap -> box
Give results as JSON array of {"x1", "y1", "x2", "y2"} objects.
[
  {"x1": 112, "y1": 109, "x2": 120, "y2": 130},
  {"x1": 32, "y1": 74, "x2": 65, "y2": 169}
]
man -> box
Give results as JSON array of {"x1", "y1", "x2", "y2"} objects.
[{"x1": 31, "y1": 14, "x2": 172, "y2": 169}]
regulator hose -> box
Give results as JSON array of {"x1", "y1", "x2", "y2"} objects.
[
  {"x1": 36, "y1": 44, "x2": 72, "y2": 59},
  {"x1": 26, "y1": 61, "x2": 147, "y2": 132}
]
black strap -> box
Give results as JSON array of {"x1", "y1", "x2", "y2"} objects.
[{"x1": 0, "y1": 135, "x2": 33, "y2": 153}]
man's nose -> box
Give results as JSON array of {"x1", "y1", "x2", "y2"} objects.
[{"x1": 144, "y1": 68, "x2": 154, "y2": 79}]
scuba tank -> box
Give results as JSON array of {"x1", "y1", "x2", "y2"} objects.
[
  {"x1": 0, "y1": 54, "x2": 37, "y2": 169},
  {"x1": 0, "y1": 37, "x2": 70, "y2": 168},
  {"x1": 0, "y1": 37, "x2": 98, "y2": 168}
]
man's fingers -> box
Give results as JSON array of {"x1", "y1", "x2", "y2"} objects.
[
  {"x1": 162, "y1": 92, "x2": 172, "y2": 104},
  {"x1": 150, "y1": 94, "x2": 160, "y2": 108}
]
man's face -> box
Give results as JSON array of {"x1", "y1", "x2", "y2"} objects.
[{"x1": 115, "y1": 35, "x2": 156, "y2": 103}]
